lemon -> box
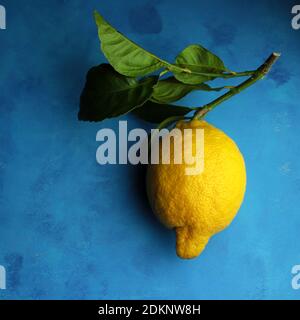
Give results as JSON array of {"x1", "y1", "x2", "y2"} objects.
[{"x1": 146, "y1": 119, "x2": 246, "y2": 259}]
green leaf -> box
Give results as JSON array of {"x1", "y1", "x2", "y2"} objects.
[
  {"x1": 94, "y1": 11, "x2": 171, "y2": 77},
  {"x1": 174, "y1": 45, "x2": 227, "y2": 84},
  {"x1": 79, "y1": 64, "x2": 158, "y2": 122},
  {"x1": 132, "y1": 100, "x2": 193, "y2": 124},
  {"x1": 151, "y1": 76, "x2": 224, "y2": 104}
]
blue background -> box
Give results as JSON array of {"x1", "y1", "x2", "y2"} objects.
[{"x1": 0, "y1": 0, "x2": 300, "y2": 299}]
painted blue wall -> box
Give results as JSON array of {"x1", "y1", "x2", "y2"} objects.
[{"x1": 0, "y1": 0, "x2": 300, "y2": 299}]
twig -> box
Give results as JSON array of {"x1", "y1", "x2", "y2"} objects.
[{"x1": 192, "y1": 52, "x2": 281, "y2": 120}]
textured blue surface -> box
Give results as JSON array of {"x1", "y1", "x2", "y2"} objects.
[{"x1": 0, "y1": 0, "x2": 300, "y2": 299}]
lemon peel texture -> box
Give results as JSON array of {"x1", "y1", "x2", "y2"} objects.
[{"x1": 147, "y1": 120, "x2": 246, "y2": 259}]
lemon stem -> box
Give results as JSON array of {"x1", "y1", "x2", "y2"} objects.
[{"x1": 192, "y1": 52, "x2": 281, "y2": 120}]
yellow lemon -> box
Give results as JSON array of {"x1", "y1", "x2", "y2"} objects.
[{"x1": 146, "y1": 119, "x2": 246, "y2": 259}]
